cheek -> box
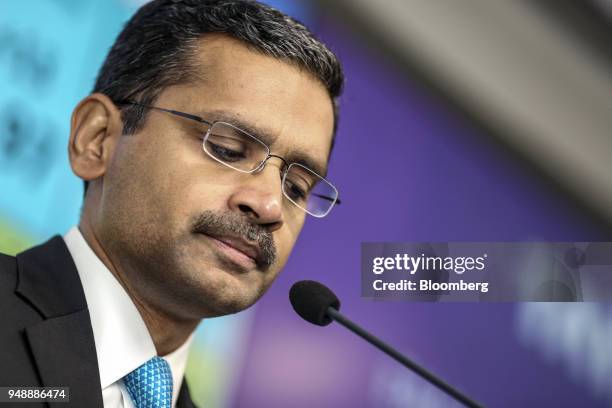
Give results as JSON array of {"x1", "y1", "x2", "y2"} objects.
[
  {"x1": 177, "y1": 178, "x2": 232, "y2": 219},
  {"x1": 118, "y1": 133, "x2": 218, "y2": 207},
  {"x1": 148, "y1": 134, "x2": 243, "y2": 212},
  {"x1": 100, "y1": 135, "x2": 192, "y2": 228}
]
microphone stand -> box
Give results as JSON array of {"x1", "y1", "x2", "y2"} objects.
[{"x1": 326, "y1": 306, "x2": 484, "y2": 408}]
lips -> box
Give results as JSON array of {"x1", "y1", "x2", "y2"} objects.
[
  {"x1": 198, "y1": 232, "x2": 262, "y2": 268},
  {"x1": 214, "y1": 236, "x2": 260, "y2": 262}
]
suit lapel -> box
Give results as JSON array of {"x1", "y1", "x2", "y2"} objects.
[
  {"x1": 176, "y1": 380, "x2": 197, "y2": 408},
  {"x1": 16, "y1": 236, "x2": 103, "y2": 408},
  {"x1": 25, "y1": 310, "x2": 103, "y2": 408}
]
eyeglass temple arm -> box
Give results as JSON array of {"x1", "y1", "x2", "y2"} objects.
[
  {"x1": 312, "y1": 192, "x2": 341, "y2": 205},
  {"x1": 118, "y1": 100, "x2": 213, "y2": 126}
]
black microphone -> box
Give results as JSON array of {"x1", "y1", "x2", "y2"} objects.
[{"x1": 289, "y1": 280, "x2": 483, "y2": 408}]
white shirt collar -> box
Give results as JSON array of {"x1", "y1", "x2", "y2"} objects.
[{"x1": 63, "y1": 226, "x2": 193, "y2": 405}]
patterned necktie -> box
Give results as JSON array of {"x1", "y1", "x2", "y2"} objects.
[{"x1": 124, "y1": 356, "x2": 174, "y2": 408}]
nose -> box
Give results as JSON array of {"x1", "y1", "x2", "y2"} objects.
[{"x1": 227, "y1": 159, "x2": 284, "y2": 232}]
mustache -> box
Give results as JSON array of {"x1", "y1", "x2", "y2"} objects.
[{"x1": 191, "y1": 211, "x2": 277, "y2": 270}]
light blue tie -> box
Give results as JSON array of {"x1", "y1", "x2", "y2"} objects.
[{"x1": 124, "y1": 356, "x2": 174, "y2": 408}]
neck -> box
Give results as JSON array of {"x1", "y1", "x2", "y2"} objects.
[{"x1": 78, "y1": 218, "x2": 199, "y2": 356}]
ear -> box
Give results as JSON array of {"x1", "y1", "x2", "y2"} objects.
[{"x1": 68, "y1": 93, "x2": 123, "y2": 183}]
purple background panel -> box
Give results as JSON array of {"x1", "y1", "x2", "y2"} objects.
[{"x1": 229, "y1": 14, "x2": 612, "y2": 408}]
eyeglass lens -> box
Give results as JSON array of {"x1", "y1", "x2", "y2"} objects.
[{"x1": 203, "y1": 121, "x2": 338, "y2": 217}]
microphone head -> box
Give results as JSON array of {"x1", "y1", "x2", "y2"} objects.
[{"x1": 289, "y1": 280, "x2": 341, "y2": 326}]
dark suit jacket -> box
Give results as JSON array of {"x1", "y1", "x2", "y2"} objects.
[{"x1": 0, "y1": 236, "x2": 198, "y2": 408}]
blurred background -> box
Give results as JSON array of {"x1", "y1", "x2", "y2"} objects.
[{"x1": 1, "y1": 0, "x2": 612, "y2": 407}]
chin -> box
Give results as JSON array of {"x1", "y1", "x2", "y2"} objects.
[
  {"x1": 199, "y1": 289, "x2": 260, "y2": 317},
  {"x1": 188, "y1": 267, "x2": 268, "y2": 317}
]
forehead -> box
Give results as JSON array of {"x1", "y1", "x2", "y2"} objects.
[{"x1": 161, "y1": 34, "x2": 335, "y2": 174}]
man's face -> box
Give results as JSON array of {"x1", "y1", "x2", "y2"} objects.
[{"x1": 93, "y1": 34, "x2": 335, "y2": 318}]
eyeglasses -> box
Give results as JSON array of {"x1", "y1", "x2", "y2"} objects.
[{"x1": 119, "y1": 101, "x2": 341, "y2": 218}]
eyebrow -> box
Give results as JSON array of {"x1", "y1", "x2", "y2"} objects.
[{"x1": 199, "y1": 109, "x2": 329, "y2": 177}]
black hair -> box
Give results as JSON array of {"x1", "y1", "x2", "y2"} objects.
[{"x1": 84, "y1": 0, "x2": 344, "y2": 194}]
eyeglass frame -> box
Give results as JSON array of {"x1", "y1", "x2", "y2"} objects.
[{"x1": 117, "y1": 100, "x2": 342, "y2": 218}]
